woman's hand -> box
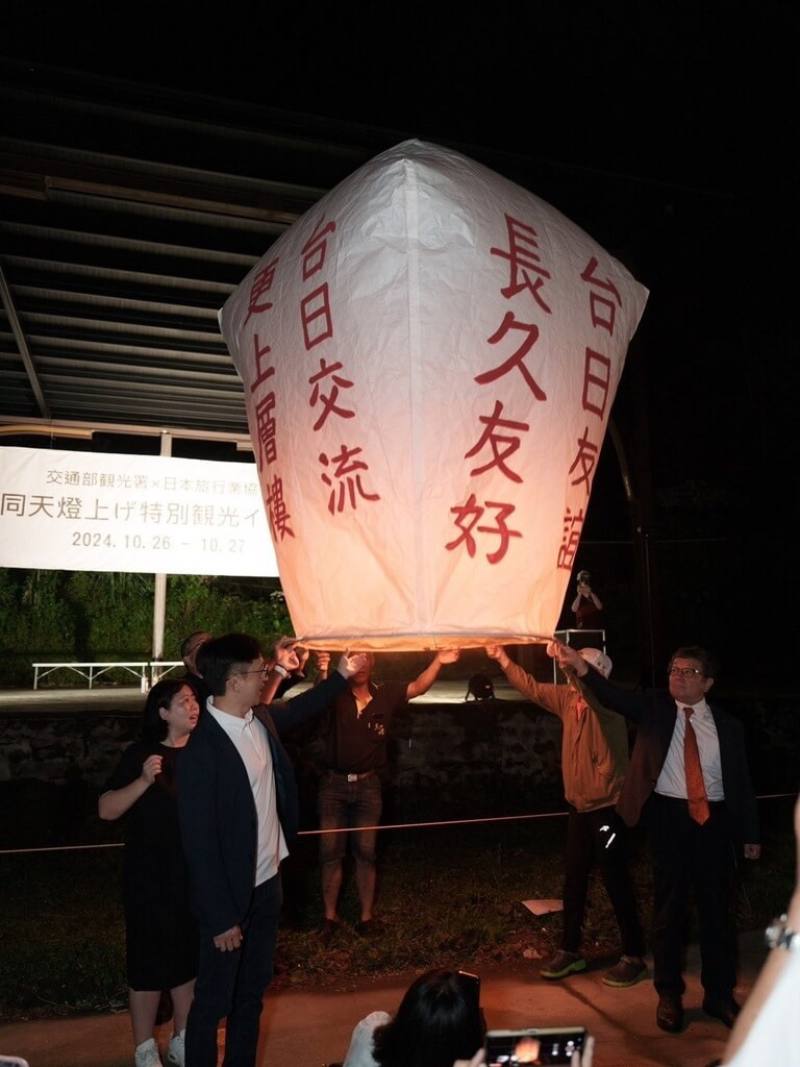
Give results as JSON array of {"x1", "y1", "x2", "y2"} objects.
[{"x1": 140, "y1": 754, "x2": 163, "y2": 785}]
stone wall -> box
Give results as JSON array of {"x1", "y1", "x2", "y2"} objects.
[
  {"x1": 0, "y1": 700, "x2": 564, "y2": 847},
  {"x1": 1, "y1": 689, "x2": 796, "y2": 849}
]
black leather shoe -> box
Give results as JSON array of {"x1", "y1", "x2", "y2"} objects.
[
  {"x1": 656, "y1": 995, "x2": 684, "y2": 1033},
  {"x1": 702, "y1": 996, "x2": 741, "y2": 1029}
]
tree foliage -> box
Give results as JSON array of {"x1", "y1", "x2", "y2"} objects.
[{"x1": 0, "y1": 569, "x2": 292, "y2": 687}]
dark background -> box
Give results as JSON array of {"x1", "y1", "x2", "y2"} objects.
[{"x1": 1, "y1": 1, "x2": 797, "y2": 687}]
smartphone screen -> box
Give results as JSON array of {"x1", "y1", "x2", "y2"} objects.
[{"x1": 486, "y1": 1027, "x2": 586, "y2": 1065}]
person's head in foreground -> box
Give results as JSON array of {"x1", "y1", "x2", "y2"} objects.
[
  {"x1": 578, "y1": 647, "x2": 612, "y2": 679},
  {"x1": 372, "y1": 969, "x2": 485, "y2": 1067}
]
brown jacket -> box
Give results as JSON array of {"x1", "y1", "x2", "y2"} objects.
[{"x1": 503, "y1": 660, "x2": 629, "y2": 813}]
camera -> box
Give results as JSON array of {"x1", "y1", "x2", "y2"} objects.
[{"x1": 485, "y1": 1027, "x2": 588, "y2": 1065}]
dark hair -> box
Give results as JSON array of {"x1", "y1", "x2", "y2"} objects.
[
  {"x1": 181, "y1": 630, "x2": 211, "y2": 659},
  {"x1": 669, "y1": 645, "x2": 718, "y2": 679},
  {"x1": 141, "y1": 679, "x2": 192, "y2": 744},
  {"x1": 372, "y1": 969, "x2": 484, "y2": 1067},
  {"x1": 198, "y1": 633, "x2": 263, "y2": 697}
]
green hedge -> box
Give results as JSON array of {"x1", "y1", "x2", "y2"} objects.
[{"x1": 0, "y1": 569, "x2": 292, "y2": 688}]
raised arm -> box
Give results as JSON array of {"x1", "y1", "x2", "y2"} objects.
[
  {"x1": 98, "y1": 753, "x2": 162, "y2": 820},
  {"x1": 269, "y1": 652, "x2": 366, "y2": 733},
  {"x1": 486, "y1": 645, "x2": 567, "y2": 718},
  {"x1": 406, "y1": 649, "x2": 460, "y2": 700},
  {"x1": 548, "y1": 639, "x2": 645, "y2": 723},
  {"x1": 260, "y1": 638, "x2": 301, "y2": 704}
]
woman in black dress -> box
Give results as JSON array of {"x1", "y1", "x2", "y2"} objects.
[{"x1": 99, "y1": 679, "x2": 200, "y2": 1067}]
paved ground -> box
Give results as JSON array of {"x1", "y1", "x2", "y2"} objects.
[{"x1": 0, "y1": 932, "x2": 766, "y2": 1067}]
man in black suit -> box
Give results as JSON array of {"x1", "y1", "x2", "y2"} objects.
[
  {"x1": 177, "y1": 632, "x2": 365, "y2": 1067},
  {"x1": 550, "y1": 640, "x2": 760, "y2": 1034}
]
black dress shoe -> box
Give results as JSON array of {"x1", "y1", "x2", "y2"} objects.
[
  {"x1": 656, "y1": 995, "x2": 684, "y2": 1033},
  {"x1": 702, "y1": 996, "x2": 741, "y2": 1029}
]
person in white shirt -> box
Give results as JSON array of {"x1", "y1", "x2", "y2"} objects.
[
  {"x1": 550, "y1": 640, "x2": 759, "y2": 1036},
  {"x1": 177, "y1": 632, "x2": 365, "y2": 1067}
]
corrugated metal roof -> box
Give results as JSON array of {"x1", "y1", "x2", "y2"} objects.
[{"x1": 0, "y1": 59, "x2": 396, "y2": 436}]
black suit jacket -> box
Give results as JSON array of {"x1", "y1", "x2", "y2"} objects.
[
  {"x1": 578, "y1": 669, "x2": 759, "y2": 844},
  {"x1": 177, "y1": 672, "x2": 347, "y2": 935}
]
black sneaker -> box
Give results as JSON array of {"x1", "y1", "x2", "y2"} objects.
[
  {"x1": 602, "y1": 956, "x2": 648, "y2": 987},
  {"x1": 540, "y1": 950, "x2": 587, "y2": 979}
]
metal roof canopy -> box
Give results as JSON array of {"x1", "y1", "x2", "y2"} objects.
[
  {"x1": 0, "y1": 59, "x2": 393, "y2": 440},
  {"x1": 0, "y1": 57, "x2": 694, "y2": 446}
]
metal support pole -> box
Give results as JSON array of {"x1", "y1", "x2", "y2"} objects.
[
  {"x1": 0, "y1": 262, "x2": 51, "y2": 418},
  {"x1": 152, "y1": 432, "x2": 172, "y2": 663}
]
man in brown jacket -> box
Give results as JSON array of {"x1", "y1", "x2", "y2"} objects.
[{"x1": 487, "y1": 644, "x2": 645, "y2": 987}]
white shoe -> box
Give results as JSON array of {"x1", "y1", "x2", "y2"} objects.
[
  {"x1": 134, "y1": 1037, "x2": 163, "y2": 1067},
  {"x1": 166, "y1": 1029, "x2": 185, "y2": 1067}
]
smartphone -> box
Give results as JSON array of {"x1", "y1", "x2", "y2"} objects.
[{"x1": 485, "y1": 1027, "x2": 587, "y2": 1065}]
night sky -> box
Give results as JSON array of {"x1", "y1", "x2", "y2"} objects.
[{"x1": 2, "y1": 2, "x2": 797, "y2": 681}]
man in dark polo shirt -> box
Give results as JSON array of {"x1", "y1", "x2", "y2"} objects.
[{"x1": 318, "y1": 649, "x2": 459, "y2": 935}]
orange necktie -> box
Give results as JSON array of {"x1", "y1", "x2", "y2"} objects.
[{"x1": 683, "y1": 707, "x2": 710, "y2": 825}]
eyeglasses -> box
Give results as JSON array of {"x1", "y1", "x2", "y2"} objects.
[
  {"x1": 668, "y1": 666, "x2": 703, "y2": 678},
  {"x1": 239, "y1": 665, "x2": 269, "y2": 677}
]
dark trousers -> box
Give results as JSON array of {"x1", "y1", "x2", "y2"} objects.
[
  {"x1": 186, "y1": 874, "x2": 283, "y2": 1067},
  {"x1": 318, "y1": 772, "x2": 382, "y2": 869},
  {"x1": 562, "y1": 805, "x2": 644, "y2": 958},
  {"x1": 647, "y1": 794, "x2": 737, "y2": 999}
]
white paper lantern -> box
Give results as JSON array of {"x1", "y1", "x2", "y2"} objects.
[{"x1": 219, "y1": 140, "x2": 648, "y2": 650}]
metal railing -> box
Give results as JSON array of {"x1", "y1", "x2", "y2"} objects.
[
  {"x1": 552, "y1": 629, "x2": 607, "y2": 682},
  {"x1": 32, "y1": 660, "x2": 184, "y2": 691}
]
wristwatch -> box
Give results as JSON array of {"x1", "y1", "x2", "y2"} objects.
[{"x1": 765, "y1": 913, "x2": 800, "y2": 952}]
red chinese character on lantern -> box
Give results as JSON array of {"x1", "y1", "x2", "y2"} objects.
[
  {"x1": 490, "y1": 213, "x2": 552, "y2": 313},
  {"x1": 580, "y1": 256, "x2": 622, "y2": 335},
  {"x1": 302, "y1": 218, "x2": 337, "y2": 281},
  {"x1": 319, "y1": 445, "x2": 380, "y2": 514},
  {"x1": 584, "y1": 347, "x2": 614, "y2": 418},
  {"x1": 557, "y1": 506, "x2": 585, "y2": 570},
  {"x1": 250, "y1": 333, "x2": 275, "y2": 393},
  {"x1": 445, "y1": 494, "x2": 522, "y2": 564},
  {"x1": 308, "y1": 358, "x2": 355, "y2": 431},
  {"x1": 255, "y1": 392, "x2": 277, "y2": 470},
  {"x1": 301, "y1": 284, "x2": 334, "y2": 350},
  {"x1": 265, "y1": 475, "x2": 294, "y2": 540},
  {"x1": 243, "y1": 257, "x2": 279, "y2": 327},
  {"x1": 582, "y1": 348, "x2": 612, "y2": 419},
  {"x1": 479, "y1": 312, "x2": 547, "y2": 401},
  {"x1": 465, "y1": 401, "x2": 529, "y2": 484},
  {"x1": 568, "y1": 427, "x2": 599, "y2": 493}
]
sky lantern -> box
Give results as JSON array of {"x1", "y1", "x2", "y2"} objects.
[{"x1": 219, "y1": 140, "x2": 648, "y2": 650}]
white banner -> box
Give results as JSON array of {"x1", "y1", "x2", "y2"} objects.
[
  {"x1": 220, "y1": 140, "x2": 648, "y2": 649},
  {"x1": 0, "y1": 447, "x2": 278, "y2": 577}
]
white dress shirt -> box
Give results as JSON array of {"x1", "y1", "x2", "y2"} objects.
[
  {"x1": 655, "y1": 697, "x2": 725, "y2": 802},
  {"x1": 208, "y1": 699, "x2": 288, "y2": 885}
]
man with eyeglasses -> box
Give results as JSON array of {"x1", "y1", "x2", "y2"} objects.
[
  {"x1": 177, "y1": 632, "x2": 367, "y2": 1067},
  {"x1": 549, "y1": 640, "x2": 759, "y2": 1036}
]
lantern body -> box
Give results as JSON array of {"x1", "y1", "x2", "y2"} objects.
[{"x1": 220, "y1": 140, "x2": 648, "y2": 650}]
